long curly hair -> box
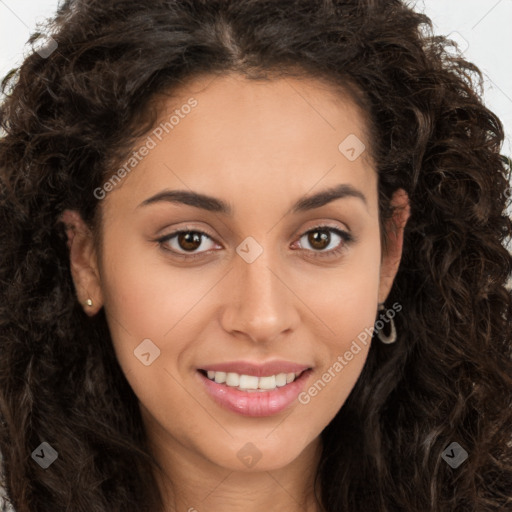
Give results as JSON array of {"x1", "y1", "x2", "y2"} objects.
[{"x1": 1, "y1": 1, "x2": 511, "y2": 511}]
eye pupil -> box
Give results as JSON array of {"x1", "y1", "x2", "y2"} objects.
[
  {"x1": 178, "y1": 232, "x2": 202, "y2": 251},
  {"x1": 308, "y1": 230, "x2": 330, "y2": 250}
]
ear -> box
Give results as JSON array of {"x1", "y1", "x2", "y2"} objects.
[
  {"x1": 378, "y1": 188, "x2": 410, "y2": 304},
  {"x1": 59, "y1": 209, "x2": 104, "y2": 316}
]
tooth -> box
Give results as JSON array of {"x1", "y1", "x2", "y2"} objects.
[
  {"x1": 258, "y1": 375, "x2": 276, "y2": 390},
  {"x1": 226, "y1": 372, "x2": 240, "y2": 387},
  {"x1": 275, "y1": 373, "x2": 287, "y2": 387},
  {"x1": 209, "y1": 370, "x2": 301, "y2": 389},
  {"x1": 214, "y1": 371, "x2": 227, "y2": 384},
  {"x1": 239, "y1": 374, "x2": 259, "y2": 390}
]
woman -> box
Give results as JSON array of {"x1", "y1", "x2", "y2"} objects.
[{"x1": 1, "y1": 0, "x2": 511, "y2": 511}]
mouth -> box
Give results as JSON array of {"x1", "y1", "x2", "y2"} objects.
[
  {"x1": 198, "y1": 368, "x2": 307, "y2": 392},
  {"x1": 196, "y1": 362, "x2": 313, "y2": 417}
]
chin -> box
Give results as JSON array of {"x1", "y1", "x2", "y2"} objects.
[{"x1": 204, "y1": 434, "x2": 315, "y2": 473}]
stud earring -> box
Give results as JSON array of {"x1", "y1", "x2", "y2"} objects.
[
  {"x1": 375, "y1": 302, "x2": 397, "y2": 344},
  {"x1": 85, "y1": 298, "x2": 93, "y2": 307}
]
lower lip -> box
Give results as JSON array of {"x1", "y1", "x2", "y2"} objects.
[{"x1": 198, "y1": 370, "x2": 311, "y2": 417}]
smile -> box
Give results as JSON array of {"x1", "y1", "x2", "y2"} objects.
[{"x1": 196, "y1": 362, "x2": 312, "y2": 417}]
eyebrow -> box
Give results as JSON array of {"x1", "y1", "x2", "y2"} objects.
[{"x1": 138, "y1": 183, "x2": 367, "y2": 214}]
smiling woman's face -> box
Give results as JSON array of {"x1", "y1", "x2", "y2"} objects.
[{"x1": 64, "y1": 73, "x2": 409, "y2": 478}]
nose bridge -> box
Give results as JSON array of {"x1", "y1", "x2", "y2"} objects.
[{"x1": 221, "y1": 241, "x2": 298, "y2": 342}]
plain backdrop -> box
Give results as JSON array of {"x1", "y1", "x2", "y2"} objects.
[{"x1": 1, "y1": 0, "x2": 511, "y2": 156}]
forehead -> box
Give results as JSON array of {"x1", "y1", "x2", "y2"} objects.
[
  {"x1": 102, "y1": 73, "x2": 377, "y2": 216},
  {"x1": 152, "y1": 72, "x2": 372, "y2": 155}
]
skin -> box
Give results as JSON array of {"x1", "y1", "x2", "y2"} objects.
[{"x1": 61, "y1": 73, "x2": 410, "y2": 512}]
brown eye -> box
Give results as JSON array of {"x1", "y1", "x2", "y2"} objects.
[
  {"x1": 157, "y1": 229, "x2": 219, "y2": 257},
  {"x1": 298, "y1": 226, "x2": 351, "y2": 254},
  {"x1": 307, "y1": 229, "x2": 331, "y2": 250},
  {"x1": 299, "y1": 225, "x2": 356, "y2": 258},
  {"x1": 177, "y1": 232, "x2": 203, "y2": 251}
]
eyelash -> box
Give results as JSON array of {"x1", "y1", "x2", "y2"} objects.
[{"x1": 155, "y1": 224, "x2": 354, "y2": 261}]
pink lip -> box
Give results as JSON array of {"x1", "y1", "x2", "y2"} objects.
[
  {"x1": 199, "y1": 360, "x2": 311, "y2": 377},
  {"x1": 197, "y1": 366, "x2": 312, "y2": 417}
]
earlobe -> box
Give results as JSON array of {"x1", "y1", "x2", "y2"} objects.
[
  {"x1": 59, "y1": 209, "x2": 104, "y2": 315},
  {"x1": 378, "y1": 189, "x2": 411, "y2": 304}
]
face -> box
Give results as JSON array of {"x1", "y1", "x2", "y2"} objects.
[{"x1": 63, "y1": 73, "x2": 409, "y2": 475}]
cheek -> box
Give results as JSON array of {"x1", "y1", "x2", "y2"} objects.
[
  {"x1": 304, "y1": 228, "x2": 382, "y2": 338},
  {"x1": 98, "y1": 239, "x2": 207, "y2": 436},
  {"x1": 300, "y1": 235, "x2": 380, "y2": 412},
  {"x1": 100, "y1": 224, "x2": 218, "y2": 315},
  {"x1": 98, "y1": 233, "x2": 201, "y2": 373}
]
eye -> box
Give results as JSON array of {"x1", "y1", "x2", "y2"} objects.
[
  {"x1": 295, "y1": 225, "x2": 353, "y2": 258},
  {"x1": 156, "y1": 228, "x2": 219, "y2": 259},
  {"x1": 155, "y1": 224, "x2": 354, "y2": 261}
]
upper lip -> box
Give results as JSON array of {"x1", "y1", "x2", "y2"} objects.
[{"x1": 198, "y1": 360, "x2": 312, "y2": 377}]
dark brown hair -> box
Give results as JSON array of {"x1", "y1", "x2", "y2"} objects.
[{"x1": 1, "y1": 1, "x2": 511, "y2": 511}]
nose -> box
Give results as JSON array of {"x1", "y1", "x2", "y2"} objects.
[{"x1": 219, "y1": 246, "x2": 300, "y2": 345}]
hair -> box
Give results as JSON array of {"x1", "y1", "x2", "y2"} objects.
[{"x1": 1, "y1": 0, "x2": 511, "y2": 510}]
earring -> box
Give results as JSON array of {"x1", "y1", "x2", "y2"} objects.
[
  {"x1": 375, "y1": 302, "x2": 397, "y2": 344},
  {"x1": 85, "y1": 298, "x2": 93, "y2": 307}
]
